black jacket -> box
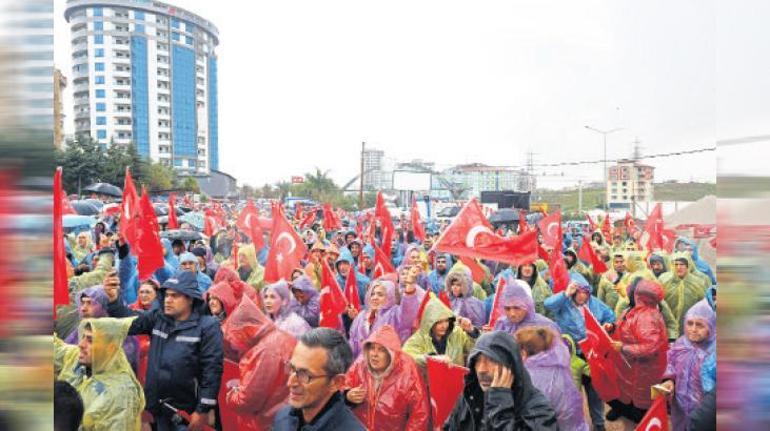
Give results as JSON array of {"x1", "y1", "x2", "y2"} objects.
[
  {"x1": 107, "y1": 271, "x2": 223, "y2": 415},
  {"x1": 272, "y1": 392, "x2": 364, "y2": 431},
  {"x1": 443, "y1": 331, "x2": 559, "y2": 431}
]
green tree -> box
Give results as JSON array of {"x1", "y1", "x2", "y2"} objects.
[
  {"x1": 144, "y1": 162, "x2": 175, "y2": 191},
  {"x1": 55, "y1": 134, "x2": 105, "y2": 195},
  {"x1": 180, "y1": 176, "x2": 200, "y2": 193}
]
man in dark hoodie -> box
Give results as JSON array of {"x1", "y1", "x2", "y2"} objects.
[
  {"x1": 444, "y1": 331, "x2": 559, "y2": 430},
  {"x1": 648, "y1": 253, "x2": 668, "y2": 279}
]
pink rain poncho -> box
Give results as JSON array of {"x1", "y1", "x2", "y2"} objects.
[
  {"x1": 663, "y1": 299, "x2": 716, "y2": 431},
  {"x1": 261, "y1": 281, "x2": 311, "y2": 338},
  {"x1": 348, "y1": 279, "x2": 420, "y2": 358},
  {"x1": 523, "y1": 333, "x2": 589, "y2": 431},
  {"x1": 494, "y1": 279, "x2": 561, "y2": 335},
  {"x1": 445, "y1": 267, "x2": 487, "y2": 327}
]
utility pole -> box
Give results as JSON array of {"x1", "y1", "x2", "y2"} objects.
[
  {"x1": 359, "y1": 142, "x2": 365, "y2": 209},
  {"x1": 584, "y1": 125, "x2": 623, "y2": 211}
]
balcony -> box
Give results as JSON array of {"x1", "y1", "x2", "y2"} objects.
[
  {"x1": 71, "y1": 27, "x2": 88, "y2": 40},
  {"x1": 74, "y1": 110, "x2": 90, "y2": 120},
  {"x1": 72, "y1": 41, "x2": 88, "y2": 53}
]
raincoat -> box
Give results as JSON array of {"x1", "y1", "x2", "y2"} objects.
[
  {"x1": 493, "y1": 280, "x2": 560, "y2": 335},
  {"x1": 205, "y1": 280, "x2": 239, "y2": 324},
  {"x1": 596, "y1": 253, "x2": 625, "y2": 311},
  {"x1": 648, "y1": 253, "x2": 669, "y2": 279},
  {"x1": 69, "y1": 232, "x2": 95, "y2": 265},
  {"x1": 261, "y1": 281, "x2": 311, "y2": 338},
  {"x1": 427, "y1": 253, "x2": 453, "y2": 295},
  {"x1": 55, "y1": 318, "x2": 145, "y2": 431},
  {"x1": 402, "y1": 296, "x2": 476, "y2": 368},
  {"x1": 663, "y1": 299, "x2": 716, "y2": 431},
  {"x1": 674, "y1": 237, "x2": 716, "y2": 284},
  {"x1": 345, "y1": 325, "x2": 430, "y2": 431},
  {"x1": 69, "y1": 251, "x2": 115, "y2": 295},
  {"x1": 516, "y1": 263, "x2": 553, "y2": 318},
  {"x1": 224, "y1": 295, "x2": 297, "y2": 431},
  {"x1": 660, "y1": 252, "x2": 707, "y2": 334},
  {"x1": 239, "y1": 244, "x2": 266, "y2": 292},
  {"x1": 336, "y1": 249, "x2": 371, "y2": 308},
  {"x1": 564, "y1": 248, "x2": 596, "y2": 287},
  {"x1": 563, "y1": 334, "x2": 589, "y2": 390},
  {"x1": 443, "y1": 331, "x2": 559, "y2": 431},
  {"x1": 360, "y1": 244, "x2": 376, "y2": 279},
  {"x1": 445, "y1": 267, "x2": 487, "y2": 328},
  {"x1": 522, "y1": 335, "x2": 588, "y2": 431},
  {"x1": 615, "y1": 290, "x2": 680, "y2": 340},
  {"x1": 349, "y1": 279, "x2": 420, "y2": 358},
  {"x1": 613, "y1": 279, "x2": 668, "y2": 409},
  {"x1": 543, "y1": 272, "x2": 616, "y2": 348},
  {"x1": 213, "y1": 266, "x2": 260, "y2": 306},
  {"x1": 288, "y1": 275, "x2": 320, "y2": 328}
]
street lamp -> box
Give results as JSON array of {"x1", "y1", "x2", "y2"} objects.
[{"x1": 584, "y1": 125, "x2": 623, "y2": 210}]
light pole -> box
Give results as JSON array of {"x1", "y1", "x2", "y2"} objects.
[{"x1": 584, "y1": 125, "x2": 623, "y2": 210}]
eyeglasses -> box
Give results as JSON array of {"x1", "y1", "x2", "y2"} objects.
[{"x1": 285, "y1": 361, "x2": 330, "y2": 385}]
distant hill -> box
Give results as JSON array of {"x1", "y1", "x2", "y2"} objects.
[{"x1": 533, "y1": 182, "x2": 716, "y2": 212}]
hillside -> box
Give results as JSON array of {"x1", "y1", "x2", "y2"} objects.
[{"x1": 534, "y1": 182, "x2": 716, "y2": 212}]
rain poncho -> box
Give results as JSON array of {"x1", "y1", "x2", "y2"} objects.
[
  {"x1": 445, "y1": 267, "x2": 487, "y2": 328},
  {"x1": 564, "y1": 248, "x2": 596, "y2": 287},
  {"x1": 563, "y1": 334, "x2": 589, "y2": 390},
  {"x1": 224, "y1": 295, "x2": 297, "y2": 430},
  {"x1": 648, "y1": 253, "x2": 669, "y2": 279},
  {"x1": 444, "y1": 331, "x2": 559, "y2": 431},
  {"x1": 69, "y1": 231, "x2": 95, "y2": 265},
  {"x1": 345, "y1": 325, "x2": 430, "y2": 431},
  {"x1": 399, "y1": 244, "x2": 432, "y2": 291},
  {"x1": 516, "y1": 263, "x2": 553, "y2": 318},
  {"x1": 613, "y1": 279, "x2": 668, "y2": 409},
  {"x1": 55, "y1": 318, "x2": 145, "y2": 431},
  {"x1": 288, "y1": 275, "x2": 320, "y2": 328},
  {"x1": 521, "y1": 332, "x2": 588, "y2": 431},
  {"x1": 427, "y1": 253, "x2": 453, "y2": 295},
  {"x1": 238, "y1": 244, "x2": 266, "y2": 292},
  {"x1": 336, "y1": 248, "x2": 371, "y2": 308},
  {"x1": 660, "y1": 253, "x2": 707, "y2": 334},
  {"x1": 614, "y1": 288, "x2": 680, "y2": 340},
  {"x1": 615, "y1": 251, "x2": 658, "y2": 300},
  {"x1": 493, "y1": 280, "x2": 560, "y2": 336},
  {"x1": 212, "y1": 266, "x2": 260, "y2": 306},
  {"x1": 663, "y1": 299, "x2": 716, "y2": 431},
  {"x1": 674, "y1": 237, "x2": 716, "y2": 284},
  {"x1": 403, "y1": 296, "x2": 476, "y2": 368},
  {"x1": 596, "y1": 252, "x2": 625, "y2": 311},
  {"x1": 543, "y1": 272, "x2": 616, "y2": 348},
  {"x1": 349, "y1": 279, "x2": 420, "y2": 358},
  {"x1": 69, "y1": 251, "x2": 115, "y2": 295},
  {"x1": 261, "y1": 281, "x2": 311, "y2": 338},
  {"x1": 205, "y1": 280, "x2": 239, "y2": 323}
]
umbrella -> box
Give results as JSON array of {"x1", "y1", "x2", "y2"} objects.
[
  {"x1": 488, "y1": 208, "x2": 520, "y2": 225},
  {"x1": 161, "y1": 229, "x2": 205, "y2": 242},
  {"x1": 70, "y1": 200, "x2": 100, "y2": 216},
  {"x1": 83, "y1": 198, "x2": 105, "y2": 209},
  {"x1": 180, "y1": 212, "x2": 205, "y2": 229},
  {"x1": 63, "y1": 215, "x2": 97, "y2": 229},
  {"x1": 153, "y1": 203, "x2": 185, "y2": 217},
  {"x1": 83, "y1": 182, "x2": 122, "y2": 197}
]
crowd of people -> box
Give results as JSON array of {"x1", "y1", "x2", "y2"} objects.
[{"x1": 53, "y1": 198, "x2": 717, "y2": 431}]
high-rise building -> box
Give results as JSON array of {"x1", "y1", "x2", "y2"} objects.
[
  {"x1": 606, "y1": 159, "x2": 655, "y2": 209},
  {"x1": 362, "y1": 146, "x2": 384, "y2": 190},
  {"x1": 64, "y1": 0, "x2": 220, "y2": 174}
]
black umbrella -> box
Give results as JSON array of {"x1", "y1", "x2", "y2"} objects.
[
  {"x1": 70, "y1": 200, "x2": 100, "y2": 216},
  {"x1": 161, "y1": 229, "x2": 204, "y2": 242},
  {"x1": 153, "y1": 204, "x2": 185, "y2": 217},
  {"x1": 84, "y1": 182, "x2": 122, "y2": 197},
  {"x1": 488, "y1": 208, "x2": 520, "y2": 225}
]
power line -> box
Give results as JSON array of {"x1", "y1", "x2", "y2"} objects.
[{"x1": 489, "y1": 146, "x2": 715, "y2": 170}]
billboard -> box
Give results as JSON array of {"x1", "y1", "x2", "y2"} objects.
[{"x1": 392, "y1": 171, "x2": 432, "y2": 191}]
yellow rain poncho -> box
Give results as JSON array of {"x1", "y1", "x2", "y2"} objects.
[
  {"x1": 238, "y1": 244, "x2": 265, "y2": 292},
  {"x1": 55, "y1": 317, "x2": 145, "y2": 431},
  {"x1": 659, "y1": 252, "x2": 707, "y2": 334},
  {"x1": 68, "y1": 232, "x2": 95, "y2": 264},
  {"x1": 68, "y1": 252, "x2": 115, "y2": 298},
  {"x1": 402, "y1": 296, "x2": 476, "y2": 368}
]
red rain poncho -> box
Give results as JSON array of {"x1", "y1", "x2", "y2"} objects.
[
  {"x1": 345, "y1": 325, "x2": 430, "y2": 431},
  {"x1": 613, "y1": 279, "x2": 668, "y2": 409},
  {"x1": 223, "y1": 296, "x2": 297, "y2": 430}
]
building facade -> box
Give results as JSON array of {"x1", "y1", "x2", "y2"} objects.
[
  {"x1": 64, "y1": 0, "x2": 219, "y2": 174},
  {"x1": 606, "y1": 159, "x2": 655, "y2": 209},
  {"x1": 362, "y1": 147, "x2": 384, "y2": 190},
  {"x1": 441, "y1": 163, "x2": 534, "y2": 199}
]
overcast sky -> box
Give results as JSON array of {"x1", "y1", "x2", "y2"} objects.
[{"x1": 54, "y1": 0, "x2": 770, "y2": 188}]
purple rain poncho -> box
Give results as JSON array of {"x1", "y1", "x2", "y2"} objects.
[
  {"x1": 348, "y1": 279, "x2": 420, "y2": 358},
  {"x1": 663, "y1": 299, "x2": 716, "y2": 431},
  {"x1": 262, "y1": 280, "x2": 311, "y2": 338},
  {"x1": 494, "y1": 279, "x2": 561, "y2": 335},
  {"x1": 445, "y1": 267, "x2": 487, "y2": 328},
  {"x1": 288, "y1": 275, "x2": 320, "y2": 328},
  {"x1": 524, "y1": 339, "x2": 589, "y2": 431}
]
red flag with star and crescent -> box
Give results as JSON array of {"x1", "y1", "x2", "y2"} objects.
[
  {"x1": 624, "y1": 212, "x2": 637, "y2": 235},
  {"x1": 344, "y1": 265, "x2": 361, "y2": 312},
  {"x1": 634, "y1": 396, "x2": 669, "y2": 431},
  {"x1": 119, "y1": 167, "x2": 140, "y2": 247},
  {"x1": 237, "y1": 200, "x2": 265, "y2": 250},
  {"x1": 433, "y1": 198, "x2": 537, "y2": 265},
  {"x1": 135, "y1": 188, "x2": 166, "y2": 280},
  {"x1": 578, "y1": 236, "x2": 608, "y2": 274},
  {"x1": 372, "y1": 242, "x2": 396, "y2": 279},
  {"x1": 54, "y1": 167, "x2": 69, "y2": 316},
  {"x1": 167, "y1": 193, "x2": 179, "y2": 229},
  {"x1": 319, "y1": 259, "x2": 348, "y2": 329},
  {"x1": 263, "y1": 204, "x2": 307, "y2": 283},
  {"x1": 537, "y1": 211, "x2": 562, "y2": 250},
  {"x1": 487, "y1": 277, "x2": 507, "y2": 328},
  {"x1": 411, "y1": 197, "x2": 426, "y2": 242},
  {"x1": 578, "y1": 307, "x2": 622, "y2": 401}
]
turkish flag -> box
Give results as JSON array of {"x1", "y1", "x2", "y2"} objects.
[
  {"x1": 578, "y1": 237, "x2": 608, "y2": 274},
  {"x1": 487, "y1": 277, "x2": 506, "y2": 328},
  {"x1": 204, "y1": 215, "x2": 217, "y2": 238},
  {"x1": 119, "y1": 167, "x2": 140, "y2": 247},
  {"x1": 548, "y1": 247, "x2": 570, "y2": 294},
  {"x1": 413, "y1": 291, "x2": 434, "y2": 331},
  {"x1": 426, "y1": 357, "x2": 469, "y2": 429},
  {"x1": 294, "y1": 203, "x2": 304, "y2": 222},
  {"x1": 54, "y1": 167, "x2": 70, "y2": 316},
  {"x1": 375, "y1": 192, "x2": 395, "y2": 253},
  {"x1": 635, "y1": 396, "x2": 669, "y2": 431},
  {"x1": 411, "y1": 197, "x2": 426, "y2": 242},
  {"x1": 372, "y1": 242, "x2": 396, "y2": 279},
  {"x1": 601, "y1": 213, "x2": 613, "y2": 238},
  {"x1": 61, "y1": 191, "x2": 76, "y2": 216},
  {"x1": 643, "y1": 203, "x2": 665, "y2": 251},
  {"x1": 438, "y1": 290, "x2": 452, "y2": 309},
  {"x1": 578, "y1": 307, "x2": 621, "y2": 401},
  {"x1": 537, "y1": 243, "x2": 550, "y2": 261},
  {"x1": 586, "y1": 213, "x2": 597, "y2": 231},
  {"x1": 218, "y1": 359, "x2": 240, "y2": 431},
  {"x1": 537, "y1": 211, "x2": 562, "y2": 250},
  {"x1": 298, "y1": 210, "x2": 316, "y2": 230},
  {"x1": 433, "y1": 199, "x2": 537, "y2": 265},
  {"x1": 518, "y1": 210, "x2": 528, "y2": 234},
  {"x1": 319, "y1": 259, "x2": 347, "y2": 329},
  {"x1": 624, "y1": 212, "x2": 637, "y2": 234},
  {"x1": 344, "y1": 265, "x2": 361, "y2": 312},
  {"x1": 135, "y1": 188, "x2": 166, "y2": 281},
  {"x1": 167, "y1": 193, "x2": 179, "y2": 229},
  {"x1": 264, "y1": 205, "x2": 308, "y2": 283},
  {"x1": 458, "y1": 255, "x2": 486, "y2": 284},
  {"x1": 237, "y1": 200, "x2": 265, "y2": 250},
  {"x1": 323, "y1": 203, "x2": 341, "y2": 232}
]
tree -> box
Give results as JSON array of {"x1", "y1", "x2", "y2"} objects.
[
  {"x1": 145, "y1": 162, "x2": 175, "y2": 191},
  {"x1": 180, "y1": 176, "x2": 200, "y2": 193},
  {"x1": 55, "y1": 134, "x2": 105, "y2": 195},
  {"x1": 101, "y1": 141, "x2": 148, "y2": 187},
  {"x1": 274, "y1": 181, "x2": 292, "y2": 200}
]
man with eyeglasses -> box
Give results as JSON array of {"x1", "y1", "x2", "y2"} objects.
[{"x1": 273, "y1": 328, "x2": 364, "y2": 430}]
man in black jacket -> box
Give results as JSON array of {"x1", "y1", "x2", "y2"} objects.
[
  {"x1": 443, "y1": 331, "x2": 559, "y2": 431},
  {"x1": 273, "y1": 328, "x2": 364, "y2": 431},
  {"x1": 104, "y1": 269, "x2": 223, "y2": 431}
]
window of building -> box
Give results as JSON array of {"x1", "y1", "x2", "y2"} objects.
[
  {"x1": 172, "y1": 32, "x2": 180, "y2": 41},
  {"x1": 173, "y1": 159, "x2": 182, "y2": 167},
  {"x1": 96, "y1": 116, "x2": 106, "y2": 125},
  {"x1": 92, "y1": 7, "x2": 103, "y2": 17},
  {"x1": 97, "y1": 130, "x2": 107, "y2": 139},
  {"x1": 188, "y1": 159, "x2": 196, "y2": 168},
  {"x1": 94, "y1": 48, "x2": 104, "y2": 57},
  {"x1": 95, "y1": 75, "x2": 105, "y2": 84},
  {"x1": 94, "y1": 34, "x2": 104, "y2": 44},
  {"x1": 134, "y1": 11, "x2": 144, "y2": 20},
  {"x1": 93, "y1": 21, "x2": 103, "y2": 31},
  {"x1": 95, "y1": 89, "x2": 105, "y2": 98},
  {"x1": 114, "y1": 9, "x2": 129, "y2": 19},
  {"x1": 185, "y1": 35, "x2": 193, "y2": 45},
  {"x1": 135, "y1": 24, "x2": 145, "y2": 33},
  {"x1": 171, "y1": 19, "x2": 180, "y2": 29},
  {"x1": 95, "y1": 62, "x2": 104, "y2": 71},
  {"x1": 95, "y1": 103, "x2": 106, "y2": 112}
]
